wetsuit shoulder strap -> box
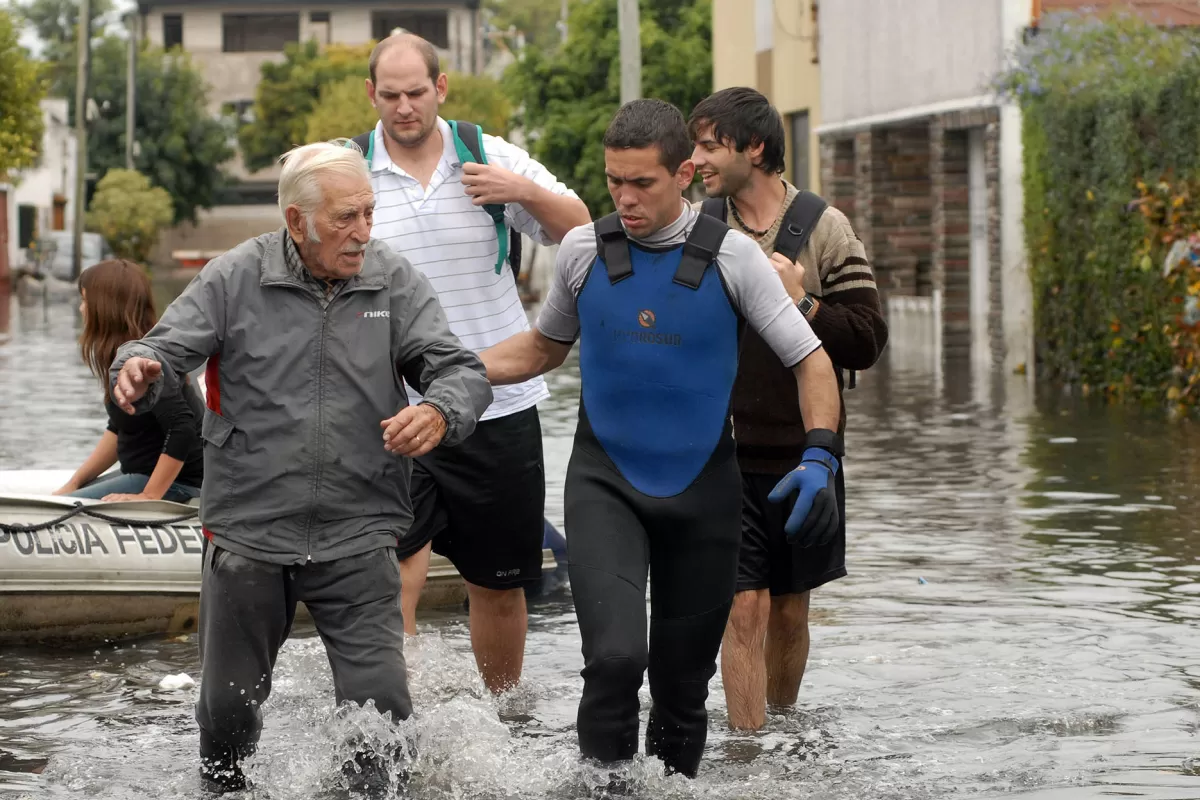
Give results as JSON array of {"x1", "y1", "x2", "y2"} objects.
[
  {"x1": 773, "y1": 190, "x2": 828, "y2": 264},
  {"x1": 594, "y1": 212, "x2": 633, "y2": 284},
  {"x1": 699, "y1": 197, "x2": 728, "y2": 223},
  {"x1": 674, "y1": 212, "x2": 730, "y2": 290}
]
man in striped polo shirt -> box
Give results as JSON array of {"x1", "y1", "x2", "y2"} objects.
[{"x1": 363, "y1": 33, "x2": 591, "y2": 693}]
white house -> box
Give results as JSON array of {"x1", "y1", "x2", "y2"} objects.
[{"x1": 1, "y1": 98, "x2": 78, "y2": 277}]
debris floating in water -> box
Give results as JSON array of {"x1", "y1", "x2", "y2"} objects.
[
  {"x1": 158, "y1": 673, "x2": 195, "y2": 690},
  {"x1": 1049, "y1": 437, "x2": 1078, "y2": 444},
  {"x1": 918, "y1": 577, "x2": 928, "y2": 585}
]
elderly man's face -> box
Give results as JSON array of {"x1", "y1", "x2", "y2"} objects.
[{"x1": 288, "y1": 171, "x2": 374, "y2": 281}]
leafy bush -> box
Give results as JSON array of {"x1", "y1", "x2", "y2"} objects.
[
  {"x1": 997, "y1": 10, "x2": 1200, "y2": 404},
  {"x1": 86, "y1": 169, "x2": 174, "y2": 264}
]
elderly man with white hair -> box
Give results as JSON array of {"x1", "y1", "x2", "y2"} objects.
[{"x1": 109, "y1": 140, "x2": 493, "y2": 793}]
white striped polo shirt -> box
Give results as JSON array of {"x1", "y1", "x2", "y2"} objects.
[{"x1": 368, "y1": 117, "x2": 582, "y2": 420}]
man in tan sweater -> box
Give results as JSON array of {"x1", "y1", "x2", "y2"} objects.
[{"x1": 689, "y1": 87, "x2": 889, "y2": 731}]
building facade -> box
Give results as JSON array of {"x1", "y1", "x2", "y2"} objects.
[
  {"x1": 136, "y1": 0, "x2": 483, "y2": 262},
  {"x1": 712, "y1": 0, "x2": 821, "y2": 193},
  {"x1": 0, "y1": 99, "x2": 78, "y2": 278}
]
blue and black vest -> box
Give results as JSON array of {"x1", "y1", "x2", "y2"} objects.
[{"x1": 574, "y1": 212, "x2": 743, "y2": 498}]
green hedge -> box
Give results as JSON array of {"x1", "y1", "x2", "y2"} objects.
[{"x1": 1000, "y1": 11, "x2": 1200, "y2": 401}]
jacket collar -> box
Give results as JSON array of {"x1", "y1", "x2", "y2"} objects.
[{"x1": 260, "y1": 228, "x2": 388, "y2": 291}]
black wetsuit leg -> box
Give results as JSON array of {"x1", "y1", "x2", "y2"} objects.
[{"x1": 566, "y1": 439, "x2": 742, "y2": 778}]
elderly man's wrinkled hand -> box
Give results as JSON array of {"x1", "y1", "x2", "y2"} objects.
[
  {"x1": 113, "y1": 357, "x2": 163, "y2": 414},
  {"x1": 381, "y1": 403, "x2": 447, "y2": 458}
]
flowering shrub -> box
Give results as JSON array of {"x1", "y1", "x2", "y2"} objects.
[{"x1": 996, "y1": 10, "x2": 1200, "y2": 405}]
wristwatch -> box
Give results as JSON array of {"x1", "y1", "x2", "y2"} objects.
[{"x1": 796, "y1": 295, "x2": 816, "y2": 318}]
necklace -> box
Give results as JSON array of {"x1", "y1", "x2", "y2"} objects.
[{"x1": 728, "y1": 199, "x2": 770, "y2": 238}]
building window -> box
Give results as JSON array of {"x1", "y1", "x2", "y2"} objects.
[
  {"x1": 309, "y1": 11, "x2": 329, "y2": 23},
  {"x1": 372, "y1": 11, "x2": 448, "y2": 49},
  {"x1": 17, "y1": 205, "x2": 36, "y2": 250},
  {"x1": 163, "y1": 14, "x2": 182, "y2": 49},
  {"x1": 222, "y1": 13, "x2": 300, "y2": 53},
  {"x1": 789, "y1": 110, "x2": 810, "y2": 191},
  {"x1": 755, "y1": 0, "x2": 773, "y2": 52}
]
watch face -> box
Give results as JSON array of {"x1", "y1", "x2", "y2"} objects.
[{"x1": 798, "y1": 296, "x2": 814, "y2": 314}]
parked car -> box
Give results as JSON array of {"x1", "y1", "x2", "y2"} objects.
[{"x1": 26, "y1": 232, "x2": 112, "y2": 281}]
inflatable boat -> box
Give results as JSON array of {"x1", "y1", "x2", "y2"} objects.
[{"x1": 0, "y1": 470, "x2": 566, "y2": 644}]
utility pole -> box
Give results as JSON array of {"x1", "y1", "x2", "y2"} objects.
[
  {"x1": 617, "y1": 0, "x2": 640, "y2": 104},
  {"x1": 71, "y1": 0, "x2": 92, "y2": 281},
  {"x1": 125, "y1": 12, "x2": 137, "y2": 170}
]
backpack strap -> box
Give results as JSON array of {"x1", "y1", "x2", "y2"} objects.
[
  {"x1": 674, "y1": 213, "x2": 730, "y2": 290},
  {"x1": 347, "y1": 131, "x2": 374, "y2": 166},
  {"x1": 699, "y1": 197, "x2": 728, "y2": 223},
  {"x1": 594, "y1": 212, "x2": 633, "y2": 284},
  {"x1": 772, "y1": 190, "x2": 828, "y2": 264},
  {"x1": 450, "y1": 120, "x2": 510, "y2": 276}
]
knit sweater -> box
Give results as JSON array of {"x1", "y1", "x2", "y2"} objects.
[{"x1": 710, "y1": 182, "x2": 888, "y2": 475}]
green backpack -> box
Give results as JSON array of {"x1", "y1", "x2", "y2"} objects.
[{"x1": 349, "y1": 121, "x2": 521, "y2": 277}]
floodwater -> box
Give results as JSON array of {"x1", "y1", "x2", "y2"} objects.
[{"x1": 1, "y1": 284, "x2": 1198, "y2": 800}]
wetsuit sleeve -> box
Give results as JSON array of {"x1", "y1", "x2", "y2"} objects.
[
  {"x1": 534, "y1": 223, "x2": 598, "y2": 344},
  {"x1": 149, "y1": 384, "x2": 201, "y2": 462},
  {"x1": 482, "y1": 134, "x2": 584, "y2": 245},
  {"x1": 110, "y1": 261, "x2": 227, "y2": 414},
  {"x1": 392, "y1": 257, "x2": 494, "y2": 447},
  {"x1": 716, "y1": 229, "x2": 823, "y2": 369}
]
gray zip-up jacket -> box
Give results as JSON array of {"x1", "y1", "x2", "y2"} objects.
[{"x1": 110, "y1": 229, "x2": 493, "y2": 565}]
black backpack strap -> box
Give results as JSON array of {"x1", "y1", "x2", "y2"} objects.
[
  {"x1": 594, "y1": 213, "x2": 633, "y2": 284},
  {"x1": 699, "y1": 197, "x2": 728, "y2": 223},
  {"x1": 351, "y1": 131, "x2": 372, "y2": 156},
  {"x1": 772, "y1": 191, "x2": 828, "y2": 264},
  {"x1": 674, "y1": 213, "x2": 730, "y2": 290}
]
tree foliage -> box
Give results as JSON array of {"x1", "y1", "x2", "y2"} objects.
[
  {"x1": 485, "y1": 0, "x2": 568, "y2": 53},
  {"x1": 239, "y1": 40, "x2": 374, "y2": 172},
  {"x1": 0, "y1": 9, "x2": 46, "y2": 181},
  {"x1": 997, "y1": 10, "x2": 1200, "y2": 405},
  {"x1": 87, "y1": 168, "x2": 174, "y2": 264},
  {"x1": 503, "y1": 0, "x2": 712, "y2": 216},
  {"x1": 59, "y1": 36, "x2": 233, "y2": 224},
  {"x1": 14, "y1": 0, "x2": 113, "y2": 99}
]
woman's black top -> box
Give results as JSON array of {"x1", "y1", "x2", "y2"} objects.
[{"x1": 104, "y1": 379, "x2": 205, "y2": 488}]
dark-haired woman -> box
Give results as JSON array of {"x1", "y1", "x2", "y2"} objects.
[{"x1": 53, "y1": 259, "x2": 204, "y2": 503}]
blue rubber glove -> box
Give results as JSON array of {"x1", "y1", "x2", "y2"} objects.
[{"x1": 768, "y1": 447, "x2": 840, "y2": 548}]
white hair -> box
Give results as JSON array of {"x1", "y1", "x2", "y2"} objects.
[{"x1": 277, "y1": 139, "x2": 370, "y2": 242}]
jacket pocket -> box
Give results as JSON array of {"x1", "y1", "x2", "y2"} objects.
[{"x1": 201, "y1": 408, "x2": 234, "y2": 448}]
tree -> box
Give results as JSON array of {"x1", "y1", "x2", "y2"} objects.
[
  {"x1": 14, "y1": 0, "x2": 113, "y2": 99},
  {"x1": 239, "y1": 40, "x2": 374, "y2": 172},
  {"x1": 485, "y1": 0, "x2": 569, "y2": 53},
  {"x1": 503, "y1": 0, "x2": 712, "y2": 216},
  {"x1": 87, "y1": 169, "x2": 174, "y2": 263},
  {"x1": 304, "y1": 71, "x2": 515, "y2": 143},
  {"x1": 0, "y1": 9, "x2": 46, "y2": 181},
  {"x1": 60, "y1": 36, "x2": 234, "y2": 224}
]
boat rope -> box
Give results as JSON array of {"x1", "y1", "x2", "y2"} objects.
[{"x1": 0, "y1": 502, "x2": 199, "y2": 537}]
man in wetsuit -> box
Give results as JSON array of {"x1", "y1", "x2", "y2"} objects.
[{"x1": 480, "y1": 99, "x2": 844, "y2": 779}]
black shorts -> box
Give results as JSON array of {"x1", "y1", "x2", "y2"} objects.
[
  {"x1": 397, "y1": 406, "x2": 545, "y2": 590},
  {"x1": 736, "y1": 463, "x2": 847, "y2": 596}
]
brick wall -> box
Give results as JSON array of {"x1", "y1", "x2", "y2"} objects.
[
  {"x1": 869, "y1": 124, "x2": 933, "y2": 298},
  {"x1": 818, "y1": 105, "x2": 1005, "y2": 366}
]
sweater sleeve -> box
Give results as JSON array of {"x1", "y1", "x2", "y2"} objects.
[
  {"x1": 148, "y1": 384, "x2": 201, "y2": 462},
  {"x1": 809, "y1": 209, "x2": 889, "y2": 371}
]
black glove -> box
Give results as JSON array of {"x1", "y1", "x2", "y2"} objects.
[{"x1": 768, "y1": 431, "x2": 842, "y2": 548}]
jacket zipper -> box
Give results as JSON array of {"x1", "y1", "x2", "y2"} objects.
[{"x1": 304, "y1": 304, "x2": 330, "y2": 563}]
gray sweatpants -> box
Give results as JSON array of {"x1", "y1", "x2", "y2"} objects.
[{"x1": 195, "y1": 543, "x2": 412, "y2": 768}]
